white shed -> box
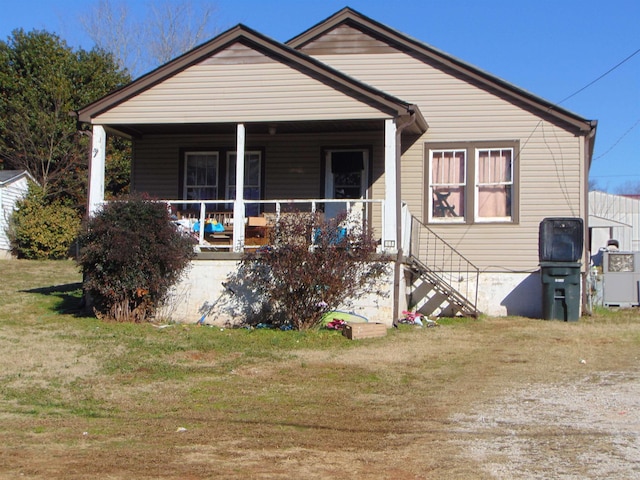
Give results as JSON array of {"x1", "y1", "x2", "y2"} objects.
[
  {"x1": 589, "y1": 190, "x2": 640, "y2": 256},
  {"x1": 0, "y1": 170, "x2": 36, "y2": 257}
]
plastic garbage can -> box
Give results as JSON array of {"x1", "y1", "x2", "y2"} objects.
[{"x1": 540, "y1": 262, "x2": 581, "y2": 321}]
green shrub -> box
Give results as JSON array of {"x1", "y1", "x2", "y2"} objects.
[
  {"x1": 9, "y1": 185, "x2": 81, "y2": 259},
  {"x1": 77, "y1": 195, "x2": 195, "y2": 322},
  {"x1": 240, "y1": 210, "x2": 389, "y2": 330}
]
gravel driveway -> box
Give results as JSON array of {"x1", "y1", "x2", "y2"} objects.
[{"x1": 451, "y1": 370, "x2": 640, "y2": 479}]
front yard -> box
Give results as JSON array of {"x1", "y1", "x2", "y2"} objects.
[{"x1": 0, "y1": 259, "x2": 638, "y2": 479}]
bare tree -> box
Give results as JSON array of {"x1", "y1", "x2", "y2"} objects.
[
  {"x1": 146, "y1": 1, "x2": 216, "y2": 65},
  {"x1": 614, "y1": 180, "x2": 640, "y2": 195},
  {"x1": 79, "y1": 0, "x2": 139, "y2": 73},
  {"x1": 80, "y1": 0, "x2": 219, "y2": 77},
  {"x1": 588, "y1": 178, "x2": 600, "y2": 192}
]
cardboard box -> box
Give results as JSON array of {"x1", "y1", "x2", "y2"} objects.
[
  {"x1": 343, "y1": 322, "x2": 387, "y2": 340},
  {"x1": 248, "y1": 216, "x2": 267, "y2": 227}
]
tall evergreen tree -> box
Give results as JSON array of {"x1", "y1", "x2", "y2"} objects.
[{"x1": 0, "y1": 29, "x2": 130, "y2": 209}]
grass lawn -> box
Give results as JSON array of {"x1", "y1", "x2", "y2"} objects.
[{"x1": 0, "y1": 259, "x2": 639, "y2": 479}]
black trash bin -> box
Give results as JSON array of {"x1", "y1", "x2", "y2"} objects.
[
  {"x1": 539, "y1": 217, "x2": 583, "y2": 263},
  {"x1": 540, "y1": 262, "x2": 581, "y2": 321},
  {"x1": 539, "y1": 218, "x2": 583, "y2": 321}
]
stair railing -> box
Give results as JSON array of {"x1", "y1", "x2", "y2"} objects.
[{"x1": 408, "y1": 215, "x2": 479, "y2": 315}]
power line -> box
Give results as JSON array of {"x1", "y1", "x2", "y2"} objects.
[
  {"x1": 556, "y1": 47, "x2": 640, "y2": 106},
  {"x1": 593, "y1": 118, "x2": 640, "y2": 161},
  {"x1": 546, "y1": 48, "x2": 640, "y2": 164},
  {"x1": 591, "y1": 174, "x2": 640, "y2": 178}
]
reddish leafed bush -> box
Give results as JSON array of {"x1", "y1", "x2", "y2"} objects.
[
  {"x1": 241, "y1": 210, "x2": 389, "y2": 330},
  {"x1": 78, "y1": 195, "x2": 194, "y2": 322}
]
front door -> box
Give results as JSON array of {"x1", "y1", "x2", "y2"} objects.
[{"x1": 324, "y1": 149, "x2": 368, "y2": 219}]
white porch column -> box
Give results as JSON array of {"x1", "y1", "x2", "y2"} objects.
[
  {"x1": 87, "y1": 125, "x2": 106, "y2": 216},
  {"x1": 383, "y1": 118, "x2": 398, "y2": 253},
  {"x1": 233, "y1": 123, "x2": 246, "y2": 251}
]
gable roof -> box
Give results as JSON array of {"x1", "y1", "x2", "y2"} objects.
[
  {"x1": 0, "y1": 170, "x2": 37, "y2": 186},
  {"x1": 287, "y1": 7, "x2": 597, "y2": 137},
  {"x1": 75, "y1": 24, "x2": 427, "y2": 136}
]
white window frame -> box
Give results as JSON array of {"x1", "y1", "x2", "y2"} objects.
[
  {"x1": 226, "y1": 150, "x2": 261, "y2": 214},
  {"x1": 428, "y1": 149, "x2": 467, "y2": 223},
  {"x1": 474, "y1": 148, "x2": 514, "y2": 223},
  {"x1": 183, "y1": 151, "x2": 219, "y2": 201},
  {"x1": 324, "y1": 149, "x2": 369, "y2": 201},
  {"x1": 324, "y1": 148, "x2": 369, "y2": 221}
]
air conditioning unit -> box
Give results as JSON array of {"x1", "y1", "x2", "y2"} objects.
[{"x1": 603, "y1": 251, "x2": 640, "y2": 307}]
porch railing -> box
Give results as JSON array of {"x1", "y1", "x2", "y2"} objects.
[{"x1": 163, "y1": 198, "x2": 385, "y2": 252}]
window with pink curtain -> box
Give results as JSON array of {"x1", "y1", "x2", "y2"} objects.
[
  {"x1": 477, "y1": 148, "x2": 513, "y2": 219},
  {"x1": 430, "y1": 150, "x2": 466, "y2": 220}
]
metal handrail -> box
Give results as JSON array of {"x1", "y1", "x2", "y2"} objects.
[{"x1": 408, "y1": 215, "x2": 479, "y2": 315}]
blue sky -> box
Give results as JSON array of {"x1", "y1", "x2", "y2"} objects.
[{"x1": 1, "y1": 0, "x2": 638, "y2": 192}]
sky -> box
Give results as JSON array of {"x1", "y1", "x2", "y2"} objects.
[{"x1": 1, "y1": 0, "x2": 638, "y2": 192}]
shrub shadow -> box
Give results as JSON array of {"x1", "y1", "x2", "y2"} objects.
[
  {"x1": 22, "y1": 282, "x2": 93, "y2": 317},
  {"x1": 199, "y1": 264, "x2": 280, "y2": 327}
]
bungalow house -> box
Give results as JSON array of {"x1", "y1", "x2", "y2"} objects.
[
  {"x1": 0, "y1": 170, "x2": 37, "y2": 259},
  {"x1": 75, "y1": 8, "x2": 596, "y2": 323}
]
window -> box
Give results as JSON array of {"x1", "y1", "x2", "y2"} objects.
[
  {"x1": 330, "y1": 150, "x2": 365, "y2": 199},
  {"x1": 476, "y1": 148, "x2": 513, "y2": 221},
  {"x1": 184, "y1": 152, "x2": 218, "y2": 201},
  {"x1": 426, "y1": 142, "x2": 517, "y2": 224},
  {"x1": 429, "y1": 149, "x2": 466, "y2": 222},
  {"x1": 226, "y1": 151, "x2": 262, "y2": 215}
]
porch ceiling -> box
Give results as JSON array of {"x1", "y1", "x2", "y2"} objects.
[{"x1": 104, "y1": 118, "x2": 422, "y2": 139}]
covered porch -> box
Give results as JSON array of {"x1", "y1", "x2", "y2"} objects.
[
  {"x1": 164, "y1": 198, "x2": 385, "y2": 253},
  {"x1": 77, "y1": 25, "x2": 427, "y2": 255},
  {"x1": 83, "y1": 118, "x2": 426, "y2": 324},
  {"x1": 86, "y1": 117, "x2": 426, "y2": 255}
]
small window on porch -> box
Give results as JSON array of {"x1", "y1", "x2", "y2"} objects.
[
  {"x1": 184, "y1": 152, "x2": 218, "y2": 201},
  {"x1": 330, "y1": 151, "x2": 364, "y2": 199},
  {"x1": 324, "y1": 149, "x2": 368, "y2": 221}
]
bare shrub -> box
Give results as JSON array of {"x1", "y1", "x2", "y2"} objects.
[{"x1": 240, "y1": 210, "x2": 389, "y2": 330}]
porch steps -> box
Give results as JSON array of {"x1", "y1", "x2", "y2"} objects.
[{"x1": 405, "y1": 255, "x2": 479, "y2": 318}]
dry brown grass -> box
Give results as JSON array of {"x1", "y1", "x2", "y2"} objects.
[{"x1": 0, "y1": 259, "x2": 639, "y2": 479}]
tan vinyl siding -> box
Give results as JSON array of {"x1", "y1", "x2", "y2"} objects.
[
  {"x1": 311, "y1": 51, "x2": 585, "y2": 272},
  {"x1": 299, "y1": 24, "x2": 398, "y2": 55},
  {"x1": 200, "y1": 42, "x2": 277, "y2": 65},
  {"x1": 94, "y1": 49, "x2": 389, "y2": 125}
]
